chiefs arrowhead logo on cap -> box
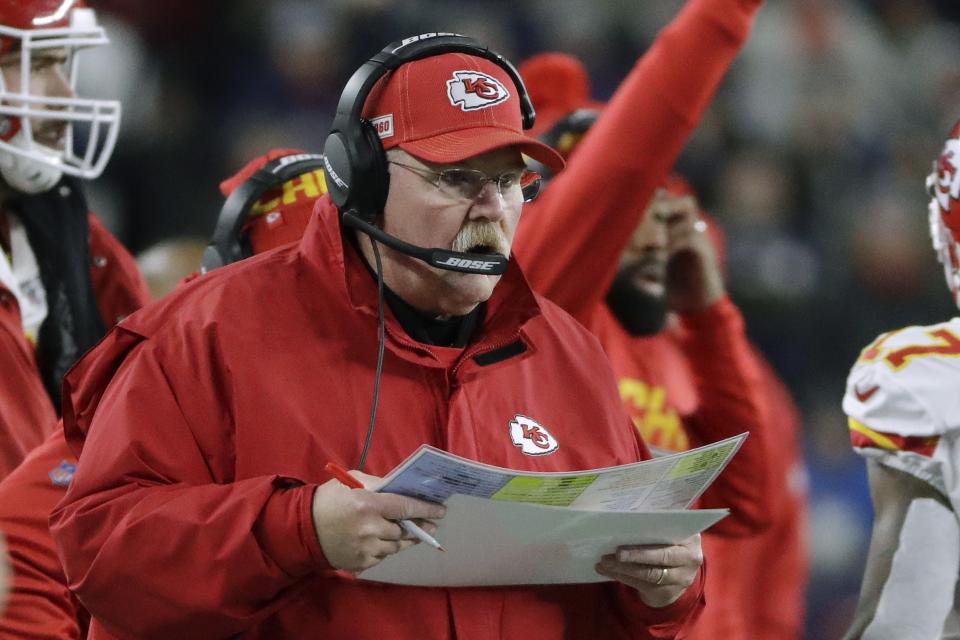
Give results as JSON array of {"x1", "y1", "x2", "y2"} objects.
[
  {"x1": 447, "y1": 70, "x2": 510, "y2": 112},
  {"x1": 509, "y1": 415, "x2": 559, "y2": 456}
]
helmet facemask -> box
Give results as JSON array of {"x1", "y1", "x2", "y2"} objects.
[
  {"x1": 0, "y1": 7, "x2": 120, "y2": 193},
  {"x1": 927, "y1": 194, "x2": 960, "y2": 308},
  {"x1": 927, "y1": 126, "x2": 960, "y2": 309}
]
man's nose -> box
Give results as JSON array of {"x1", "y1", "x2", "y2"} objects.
[
  {"x1": 45, "y1": 66, "x2": 75, "y2": 101},
  {"x1": 468, "y1": 181, "x2": 508, "y2": 223},
  {"x1": 652, "y1": 222, "x2": 670, "y2": 249}
]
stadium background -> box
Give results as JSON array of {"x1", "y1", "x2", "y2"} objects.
[{"x1": 76, "y1": 1, "x2": 960, "y2": 637}]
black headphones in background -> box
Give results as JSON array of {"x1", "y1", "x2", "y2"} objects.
[
  {"x1": 201, "y1": 152, "x2": 327, "y2": 273},
  {"x1": 322, "y1": 33, "x2": 535, "y2": 276},
  {"x1": 528, "y1": 108, "x2": 600, "y2": 182}
]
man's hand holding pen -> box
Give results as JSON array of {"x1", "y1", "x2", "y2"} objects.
[{"x1": 312, "y1": 468, "x2": 446, "y2": 573}]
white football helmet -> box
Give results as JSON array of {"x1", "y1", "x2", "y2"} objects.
[
  {"x1": 927, "y1": 119, "x2": 960, "y2": 309},
  {"x1": 0, "y1": 0, "x2": 120, "y2": 193}
]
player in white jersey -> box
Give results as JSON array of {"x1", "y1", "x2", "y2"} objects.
[{"x1": 842, "y1": 120, "x2": 960, "y2": 640}]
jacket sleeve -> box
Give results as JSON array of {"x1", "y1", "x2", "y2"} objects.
[
  {"x1": 0, "y1": 429, "x2": 84, "y2": 640},
  {"x1": 514, "y1": 0, "x2": 763, "y2": 322},
  {"x1": 49, "y1": 338, "x2": 333, "y2": 640},
  {"x1": 86, "y1": 213, "x2": 152, "y2": 326},
  {"x1": 615, "y1": 562, "x2": 707, "y2": 638},
  {"x1": 0, "y1": 316, "x2": 57, "y2": 479},
  {"x1": 675, "y1": 297, "x2": 775, "y2": 535}
]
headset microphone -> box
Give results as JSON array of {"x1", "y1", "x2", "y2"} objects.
[{"x1": 340, "y1": 210, "x2": 508, "y2": 275}]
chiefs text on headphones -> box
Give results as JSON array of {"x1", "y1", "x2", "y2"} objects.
[
  {"x1": 201, "y1": 152, "x2": 327, "y2": 273},
  {"x1": 323, "y1": 33, "x2": 536, "y2": 276}
]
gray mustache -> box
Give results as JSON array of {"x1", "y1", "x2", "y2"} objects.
[{"x1": 451, "y1": 221, "x2": 510, "y2": 257}]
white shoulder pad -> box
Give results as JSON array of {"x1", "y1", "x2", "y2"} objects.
[{"x1": 843, "y1": 319, "x2": 960, "y2": 438}]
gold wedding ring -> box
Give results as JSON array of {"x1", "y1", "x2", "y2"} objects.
[{"x1": 655, "y1": 567, "x2": 668, "y2": 585}]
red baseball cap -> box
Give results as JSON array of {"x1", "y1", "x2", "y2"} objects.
[
  {"x1": 362, "y1": 52, "x2": 564, "y2": 172},
  {"x1": 219, "y1": 148, "x2": 325, "y2": 254}
]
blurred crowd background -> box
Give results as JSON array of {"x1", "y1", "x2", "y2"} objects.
[{"x1": 76, "y1": 1, "x2": 960, "y2": 637}]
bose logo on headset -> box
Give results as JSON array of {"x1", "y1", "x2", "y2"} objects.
[
  {"x1": 272, "y1": 153, "x2": 324, "y2": 172},
  {"x1": 323, "y1": 155, "x2": 348, "y2": 190},
  {"x1": 436, "y1": 257, "x2": 500, "y2": 271},
  {"x1": 392, "y1": 32, "x2": 464, "y2": 52}
]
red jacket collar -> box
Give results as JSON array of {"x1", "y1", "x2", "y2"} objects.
[{"x1": 298, "y1": 195, "x2": 543, "y2": 366}]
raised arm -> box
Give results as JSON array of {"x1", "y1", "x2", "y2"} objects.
[{"x1": 515, "y1": 0, "x2": 764, "y2": 321}]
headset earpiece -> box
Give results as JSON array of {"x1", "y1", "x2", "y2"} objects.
[
  {"x1": 356, "y1": 118, "x2": 390, "y2": 223},
  {"x1": 322, "y1": 132, "x2": 352, "y2": 210},
  {"x1": 322, "y1": 120, "x2": 388, "y2": 224}
]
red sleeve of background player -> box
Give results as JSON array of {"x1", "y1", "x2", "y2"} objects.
[
  {"x1": 674, "y1": 297, "x2": 775, "y2": 535},
  {"x1": 0, "y1": 429, "x2": 87, "y2": 640},
  {"x1": 87, "y1": 213, "x2": 153, "y2": 325},
  {"x1": 0, "y1": 330, "x2": 57, "y2": 479},
  {"x1": 514, "y1": 0, "x2": 763, "y2": 322},
  {"x1": 0, "y1": 215, "x2": 148, "y2": 480}
]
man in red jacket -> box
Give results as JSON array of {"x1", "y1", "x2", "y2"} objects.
[
  {"x1": 595, "y1": 178, "x2": 808, "y2": 640},
  {"x1": 51, "y1": 37, "x2": 706, "y2": 639},
  {"x1": 517, "y1": 0, "x2": 806, "y2": 640},
  {"x1": 513, "y1": 2, "x2": 809, "y2": 633},
  {"x1": 517, "y1": 2, "x2": 774, "y2": 526},
  {"x1": 0, "y1": 0, "x2": 146, "y2": 479},
  {"x1": 0, "y1": 148, "x2": 326, "y2": 640}
]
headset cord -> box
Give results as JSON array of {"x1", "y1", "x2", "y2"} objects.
[{"x1": 357, "y1": 238, "x2": 386, "y2": 471}]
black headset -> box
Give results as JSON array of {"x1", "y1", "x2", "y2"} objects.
[
  {"x1": 201, "y1": 152, "x2": 327, "y2": 273},
  {"x1": 322, "y1": 33, "x2": 536, "y2": 276},
  {"x1": 528, "y1": 107, "x2": 599, "y2": 182}
]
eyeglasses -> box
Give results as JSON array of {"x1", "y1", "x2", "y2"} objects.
[{"x1": 388, "y1": 160, "x2": 542, "y2": 203}]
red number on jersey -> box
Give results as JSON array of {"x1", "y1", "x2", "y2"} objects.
[{"x1": 884, "y1": 328, "x2": 960, "y2": 370}]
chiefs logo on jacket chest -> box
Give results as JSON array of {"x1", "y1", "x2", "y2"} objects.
[{"x1": 508, "y1": 415, "x2": 559, "y2": 455}]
